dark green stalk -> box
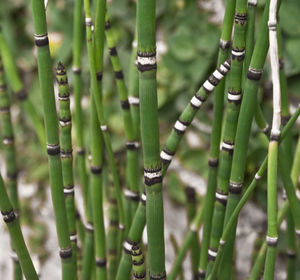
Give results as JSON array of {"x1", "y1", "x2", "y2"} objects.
[
  {"x1": 131, "y1": 244, "x2": 146, "y2": 280},
  {"x1": 207, "y1": 0, "x2": 248, "y2": 274},
  {"x1": 170, "y1": 235, "x2": 184, "y2": 280},
  {"x1": 107, "y1": 185, "x2": 119, "y2": 280},
  {"x1": 72, "y1": 0, "x2": 89, "y2": 220},
  {"x1": 206, "y1": 107, "x2": 300, "y2": 280},
  {"x1": 0, "y1": 30, "x2": 46, "y2": 147},
  {"x1": 218, "y1": 0, "x2": 278, "y2": 274},
  {"x1": 160, "y1": 59, "x2": 231, "y2": 175},
  {"x1": 83, "y1": 0, "x2": 125, "y2": 253},
  {"x1": 31, "y1": 0, "x2": 76, "y2": 277},
  {"x1": 0, "y1": 56, "x2": 22, "y2": 280},
  {"x1": 286, "y1": 211, "x2": 296, "y2": 280},
  {"x1": 56, "y1": 62, "x2": 78, "y2": 275},
  {"x1": 185, "y1": 187, "x2": 200, "y2": 278},
  {"x1": 167, "y1": 205, "x2": 204, "y2": 280},
  {"x1": 198, "y1": 0, "x2": 236, "y2": 276},
  {"x1": 90, "y1": 96, "x2": 107, "y2": 280},
  {"x1": 116, "y1": 194, "x2": 146, "y2": 280},
  {"x1": 0, "y1": 173, "x2": 38, "y2": 280},
  {"x1": 137, "y1": 0, "x2": 165, "y2": 277},
  {"x1": 105, "y1": 17, "x2": 140, "y2": 229}
]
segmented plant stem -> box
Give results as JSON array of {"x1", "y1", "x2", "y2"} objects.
[
  {"x1": 131, "y1": 244, "x2": 146, "y2": 280},
  {"x1": 137, "y1": 0, "x2": 166, "y2": 277},
  {"x1": 72, "y1": 0, "x2": 89, "y2": 219},
  {"x1": 56, "y1": 62, "x2": 78, "y2": 275},
  {"x1": 0, "y1": 174, "x2": 38, "y2": 280},
  {"x1": 207, "y1": 0, "x2": 248, "y2": 275},
  {"x1": 198, "y1": 0, "x2": 236, "y2": 277},
  {"x1": 0, "y1": 55, "x2": 22, "y2": 280},
  {"x1": 0, "y1": 29, "x2": 46, "y2": 146},
  {"x1": 105, "y1": 17, "x2": 140, "y2": 230},
  {"x1": 31, "y1": 0, "x2": 76, "y2": 277}
]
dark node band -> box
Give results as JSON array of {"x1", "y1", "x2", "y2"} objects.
[
  {"x1": 144, "y1": 167, "x2": 162, "y2": 186},
  {"x1": 123, "y1": 239, "x2": 135, "y2": 255},
  {"x1": 7, "y1": 172, "x2": 18, "y2": 180},
  {"x1": 34, "y1": 34, "x2": 49, "y2": 47},
  {"x1": 126, "y1": 141, "x2": 140, "y2": 150},
  {"x1": 133, "y1": 272, "x2": 146, "y2": 279},
  {"x1": 223, "y1": 59, "x2": 231, "y2": 70},
  {"x1": 287, "y1": 250, "x2": 296, "y2": 259},
  {"x1": 208, "y1": 249, "x2": 217, "y2": 261},
  {"x1": 72, "y1": 67, "x2": 81, "y2": 74},
  {"x1": 91, "y1": 165, "x2": 102, "y2": 174},
  {"x1": 46, "y1": 144, "x2": 60, "y2": 156},
  {"x1": 75, "y1": 210, "x2": 80, "y2": 219},
  {"x1": 208, "y1": 74, "x2": 220, "y2": 86},
  {"x1": 0, "y1": 106, "x2": 9, "y2": 114},
  {"x1": 115, "y1": 70, "x2": 124, "y2": 79},
  {"x1": 96, "y1": 258, "x2": 107, "y2": 267},
  {"x1": 198, "y1": 270, "x2": 206, "y2": 279},
  {"x1": 59, "y1": 116, "x2": 71, "y2": 123},
  {"x1": 109, "y1": 220, "x2": 119, "y2": 227},
  {"x1": 3, "y1": 136, "x2": 14, "y2": 145},
  {"x1": 270, "y1": 133, "x2": 280, "y2": 142},
  {"x1": 193, "y1": 273, "x2": 199, "y2": 280},
  {"x1": 1, "y1": 209, "x2": 16, "y2": 223},
  {"x1": 121, "y1": 99, "x2": 130, "y2": 110},
  {"x1": 137, "y1": 63, "x2": 157, "y2": 72},
  {"x1": 195, "y1": 92, "x2": 206, "y2": 102},
  {"x1": 133, "y1": 257, "x2": 144, "y2": 266},
  {"x1": 208, "y1": 158, "x2": 218, "y2": 167},
  {"x1": 105, "y1": 21, "x2": 111, "y2": 30},
  {"x1": 279, "y1": 59, "x2": 284, "y2": 69},
  {"x1": 221, "y1": 140, "x2": 234, "y2": 154},
  {"x1": 109, "y1": 47, "x2": 117, "y2": 56},
  {"x1": 247, "y1": 68, "x2": 262, "y2": 81},
  {"x1": 234, "y1": 13, "x2": 247, "y2": 25},
  {"x1": 16, "y1": 89, "x2": 28, "y2": 101},
  {"x1": 229, "y1": 181, "x2": 243, "y2": 194},
  {"x1": 261, "y1": 124, "x2": 270, "y2": 135},
  {"x1": 108, "y1": 249, "x2": 117, "y2": 256},
  {"x1": 77, "y1": 148, "x2": 85, "y2": 155},
  {"x1": 59, "y1": 247, "x2": 72, "y2": 259},
  {"x1": 219, "y1": 39, "x2": 231, "y2": 50},
  {"x1": 281, "y1": 115, "x2": 290, "y2": 126},
  {"x1": 96, "y1": 72, "x2": 102, "y2": 81},
  {"x1": 149, "y1": 271, "x2": 166, "y2": 280},
  {"x1": 56, "y1": 63, "x2": 66, "y2": 75},
  {"x1": 216, "y1": 190, "x2": 228, "y2": 206},
  {"x1": 231, "y1": 48, "x2": 245, "y2": 61},
  {"x1": 185, "y1": 186, "x2": 196, "y2": 203}
]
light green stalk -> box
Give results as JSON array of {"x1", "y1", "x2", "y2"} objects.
[
  {"x1": 56, "y1": 62, "x2": 78, "y2": 275},
  {"x1": 31, "y1": 0, "x2": 76, "y2": 277},
  {"x1": 131, "y1": 244, "x2": 146, "y2": 280}
]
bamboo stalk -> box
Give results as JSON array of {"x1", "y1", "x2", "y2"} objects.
[
  {"x1": 30, "y1": 0, "x2": 76, "y2": 277},
  {"x1": 0, "y1": 173, "x2": 38, "y2": 279},
  {"x1": 56, "y1": 62, "x2": 78, "y2": 275},
  {"x1": 0, "y1": 55, "x2": 22, "y2": 280},
  {"x1": 137, "y1": 0, "x2": 166, "y2": 277},
  {"x1": 0, "y1": 29, "x2": 46, "y2": 147}
]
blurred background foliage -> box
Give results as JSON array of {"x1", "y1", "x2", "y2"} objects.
[{"x1": 0, "y1": 0, "x2": 299, "y2": 264}]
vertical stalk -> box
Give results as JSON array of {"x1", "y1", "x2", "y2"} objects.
[
  {"x1": 56, "y1": 63, "x2": 78, "y2": 275},
  {"x1": 105, "y1": 17, "x2": 140, "y2": 229},
  {"x1": 72, "y1": 0, "x2": 89, "y2": 221},
  {"x1": 31, "y1": 0, "x2": 76, "y2": 278},
  {"x1": 0, "y1": 173, "x2": 38, "y2": 280},
  {"x1": 137, "y1": 0, "x2": 166, "y2": 278},
  {"x1": 207, "y1": 0, "x2": 248, "y2": 276},
  {"x1": 198, "y1": 0, "x2": 236, "y2": 277},
  {"x1": 131, "y1": 244, "x2": 146, "y2": 280},
  {"x1": 90, "y1": 96, "x2": 107, "y2": 280},
  {"x1": 0, "y1": 55, "x2": 22, "y2": 280},
  {"x1": 0, "y1": 29, "x2": 46, "y2": 147}
]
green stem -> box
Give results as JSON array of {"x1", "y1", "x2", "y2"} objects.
[{"x1": 131, "y1": 244, "x2": 146, "y2": 280}]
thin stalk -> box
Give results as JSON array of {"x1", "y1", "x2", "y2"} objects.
[
  {"x1": 286, "y1": 211, "x2": 296, "y2": 280},
  {"x1": 205, "y1": 107, "x2": 300, "y2": 280},
  {"x1": 0, "y1": 55, "x2": 22, "y2": 280},
  {"x1": 72, "y1": 0, "x2": 89, "y2": 221},
  {"x1": 83, "y1": 0, "x2": 125, "y2": 257},
  {"x1": 31, "y1": 0, "x2": 76, "y2": 277},
  {"x1": 207, "y1": 0, "x2": 248, "y2": 275},
  {"x1": 137, "y1": 0, "x2": 165, "y2": 277},
  {"x1": 167, "y1": 205, "x2": 204, "y2": 280},
  {"x1": 105, "y1": 17, "x2": 140, "y2": 229},
  {"x1": 90, "y1": 96, "x2": 107, "y2": 280},
  {"x1": 185, "y1": 187, "x2": 200, "y2": 278},
  {"x1": 0, "y1": 29, "x2": 46, "y2": 147},
  {"x1": 131, "y1": 244, "x2": 146, "y2": 280},
  {"x1": 170, "y1": 235, "x2": 184, "y2": 280},
  {"x1": 217, "y1": 0, "x2": 280, "y2": 273},
  {"x1": 56, "y1": 62, "x2": 78, "y2": 275},
  {"x1": 197, "y1": 0, "x2": 236, "y2": 276},
  {"x1": 106, "y1": 185, "x2": 119, "y2": 280},
  {"x1": 0, "y1": 173, "x2": 38, "y2": 280}
]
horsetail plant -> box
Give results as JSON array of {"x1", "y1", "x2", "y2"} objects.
[
  {"x1": 56, "y1": 62, "x2": 78, "y2": 274},
  {"x1": 131, "y1": 244, "x2": 146, "y2": 280},
  {"x1": 31, "y1": 0, "x2": 76, "y2": 277},
  {"x1": 0, "y1": 55, "x2": 22, "y2": 280}
]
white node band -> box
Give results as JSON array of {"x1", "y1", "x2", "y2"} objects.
[
  {"x1": 137, "y1": 56, "x2": 156, "y2": 66},
  {"x1": 160, "y1": 150, "x2": 173, "y2": 161},
  {"x1": 144, "y1": 170, "x2": 162, "y2": 180},
  {"x1": 101, "y1": 125, "x2": 107, "y2": 131},
  {"x1": 216, "y1": 192, "x2": 228, "y2": 201},
  {"x1": 222, "y1": 141, "x2": 234, "y2": 150},
  {"x1": 213, "y1": 69, "x2": 224, "y2": 80},
  {"x1": 128, "y1": 96, "x2": 140, "y2": 105},
  {"x1": 141, "y1": 193, "x2": 146, "y2": 203},
  {"x1": 232, "y1": 49, "x2": 245, "y2": 57},
  {"x1": 203, "y1": 80, "x2": 215, "y2": 92},
  {"x1": 208, "y1": 249, "x2": 217, "y2": 258},
  {"x1": 174, "y1": 120, "x2": 187, "y2": 132},
  {"x1": 190, "y1": 96, "x2": 203, "y2": 108},
  {"x1": 228, "y1": 93, "x2": 241, "y2": 101},
  {"x1": 64, "y1": 187, "x2": 74, "y2": 195}
]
